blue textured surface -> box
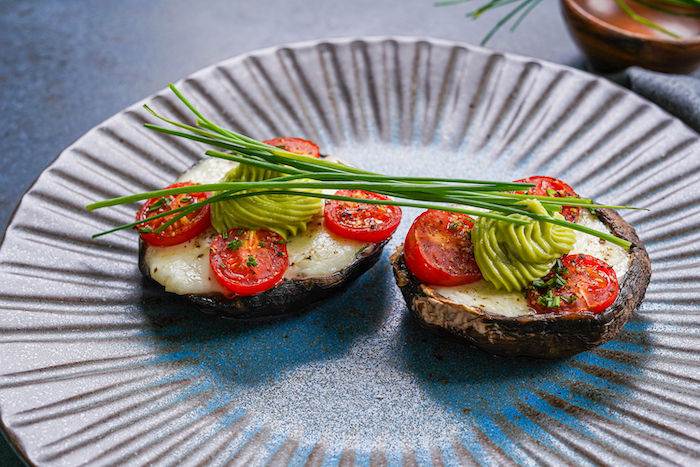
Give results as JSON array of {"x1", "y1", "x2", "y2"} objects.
[{"x1": 3, "y1": 1, "x2": 700, "y2": 466}]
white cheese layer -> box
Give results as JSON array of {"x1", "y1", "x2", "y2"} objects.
[
  {"x1": 143, "y1": 158, "x2": 368, "y2": 295},
  {"x1": 433, "y1": 208, "x2": 632, "y2": 317},
  {"x1": 145, "y1": 229, "x2": 227, "y2": 295},
  {"x1": 286, "y1": 215, "x2": 370, "y2": 278}
]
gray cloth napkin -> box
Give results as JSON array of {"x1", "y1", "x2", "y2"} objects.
[{"x1": 624, "y1": 67, "x2": 700, "y2": 135}]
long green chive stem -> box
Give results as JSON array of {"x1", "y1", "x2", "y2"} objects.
[
  {"x1": 95, "y1": 184, "x2": 633, "y2": 248},
  {"x1": 87, "y1": 181, "x2": 542, "y2": 210},
  {"x1": 478, "y1": 0, "x2": 538, "y2": 46},
  {"x1": 613, "y1": 0, "x2": 681, "y2": 37},
  {"x1": 88, "y1": 83, "x2": 636, "y2": 249}
]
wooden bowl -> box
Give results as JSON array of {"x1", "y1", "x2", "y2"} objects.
[{"x1": 560, "y1": 0, "x2": 700, "y2": 73}]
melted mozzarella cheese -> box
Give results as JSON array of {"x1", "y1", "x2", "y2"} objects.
[
  {"x1": 433, "y1": 208, "x2": 631, "y2": 317},
  {"x1": 145, "y1": 229, "x2": 227, "y2": 295},
  {"x1": 286, "y1": 215, "x2": 370, "y2": 278},
  {"x1": 569, "y1": 209, "x2": 630, "y2": 279},
  {"x1": 143, "y1": 158, "x2": 368, "y2": 295},
  {"x1": 176, "y1": 158, "x2": 238, "y2": 185},
  {"x1": 434, "y1": 279, "x2": 532, "y2": 317}
]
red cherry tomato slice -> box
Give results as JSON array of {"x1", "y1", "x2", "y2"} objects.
[
  {"x1": 263, "y1": 137, "x2": 320, "y2": 158},
  {"x1": 527, "y1": 254, "x2": 618, "y2": 314},
  {"x1": 136, "y1": 182, "x2": 211, "y2": 246},
  {"x1": 512, "y1": 176, "x2": 580, "y2": 222},
  {"x1": 209, "y1": 229, "x2": 289, "y2": 296},
  {"x1": 403, "y1": 210, "x2": 482, "y2": 287},
  {"x1": 324, "y1": 190, "x2": 402, "y2": 243}
]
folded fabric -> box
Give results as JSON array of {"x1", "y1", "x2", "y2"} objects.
[{"x1": 625, "y1": 67, "x2": 700, "y2": 135}]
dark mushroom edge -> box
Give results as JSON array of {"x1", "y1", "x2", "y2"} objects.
[
  {"x1": 390, "y1": 208, "x2": 651, "y2": 359},
  {"x1": 140, "y1": 237, "x2": 389, "y2": 321}
]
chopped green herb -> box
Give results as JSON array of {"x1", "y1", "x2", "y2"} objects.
[
  {"x1": 147, "y1": 199, "x2": 164, "y2": 212},
  {"x1": 537, "y1": 289, "x2": 561, "y2": 309},
  {"x1": 246, "y1": 255, "x2": 258, "y2": 267},
  {"x1": 138, "y1": 227, "x2": 153, "y2": 233},
  {"x1": 552, "y1": 274, "x2": 567, "y2": 289},
  {"x1": 356, "y1": 244, "x2": 370, "y2": 257},
  {"x1": 227, "y1": 238, "x2": 243, "y2": 251}
]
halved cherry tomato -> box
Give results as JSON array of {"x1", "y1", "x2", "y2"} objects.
[
  {"x1": 403, "y1": 210, "x2": 482, "y2": 286},
  {"x1": 136, "y1": 182, "x2": 211, "y2": 246},
  {"x1": 209, "y1": 229, "x2": 288, "y2": 296},
  {"x1": 512, "y1": 176, "x2": 580, "y2": 222},
  {"x1": 324, "y1": 190, "x2": 402, "y2": 243},
  {"x1": 263, "y1": 137, "x2": 320, "y2": 158},
  {"x1": 527, "y1": 254, "x2": 618, "y2": 314}
]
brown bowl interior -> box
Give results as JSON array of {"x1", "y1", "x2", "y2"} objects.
[{"x1": 560, "y1": 0, "x2": 700, "y2": 73}]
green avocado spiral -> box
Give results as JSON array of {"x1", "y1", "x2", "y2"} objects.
[
  {"x1": 210, "y1": 163, "x2": 322, "y2": 239},
  {"x1": 471, "y1": 199, "x2": 576, "y2": 292}
]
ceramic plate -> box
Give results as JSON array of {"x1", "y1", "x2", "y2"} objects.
[{"x1": 1, "y1": 37, "x2": 699, "y2": 466}]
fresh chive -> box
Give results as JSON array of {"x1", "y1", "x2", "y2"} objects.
[{"x1": 87, "y1": 84, "x2": 639, "y2": 250}]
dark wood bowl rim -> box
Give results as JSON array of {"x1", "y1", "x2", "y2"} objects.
[{"x1": 561, "y1": 0, "x2": 700, "y2": 45}]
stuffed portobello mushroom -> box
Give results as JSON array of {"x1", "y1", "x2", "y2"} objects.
[
  {"x1": 136, "y1": 139, "x2": 401, "y2": 321},
  {"x1": 391, "y1": 176, "x2": 651, "y2": 359}
]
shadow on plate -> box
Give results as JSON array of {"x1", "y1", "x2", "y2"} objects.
[
  {"x1": 137, "y1": 259, "x2": 396, "y2": 387},
  {"x1": 393, "y1": 303, "x2": 655, "y2": 418}
]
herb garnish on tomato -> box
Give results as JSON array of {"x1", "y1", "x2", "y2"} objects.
[
  {"x1": 527, "y1": 254, "x2": 618, "y2": 314},
  {"x1": 324, "y1": 190, "x2": 402, "y2": 243},
  {"x1": 404, "y1": 210, "x2": 482, "y2": 287},
  {"x1": 135, "y1": 182, "x2": 211, "y2": 246},
  {"x1": 209, "y1": 229, "x2": 288, "y2": 296}
]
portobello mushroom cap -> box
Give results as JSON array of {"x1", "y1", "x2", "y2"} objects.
[
  {"x1": 140, "y1": 237, "x2": 389, "y2": 321},
  {"x1": 390, "y1": 208, "x2": 651, "y2": 358}
]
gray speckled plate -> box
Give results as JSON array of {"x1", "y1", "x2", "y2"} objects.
[{"x1": 1, "y1": 36, "x2": 700, "y2": 466}]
